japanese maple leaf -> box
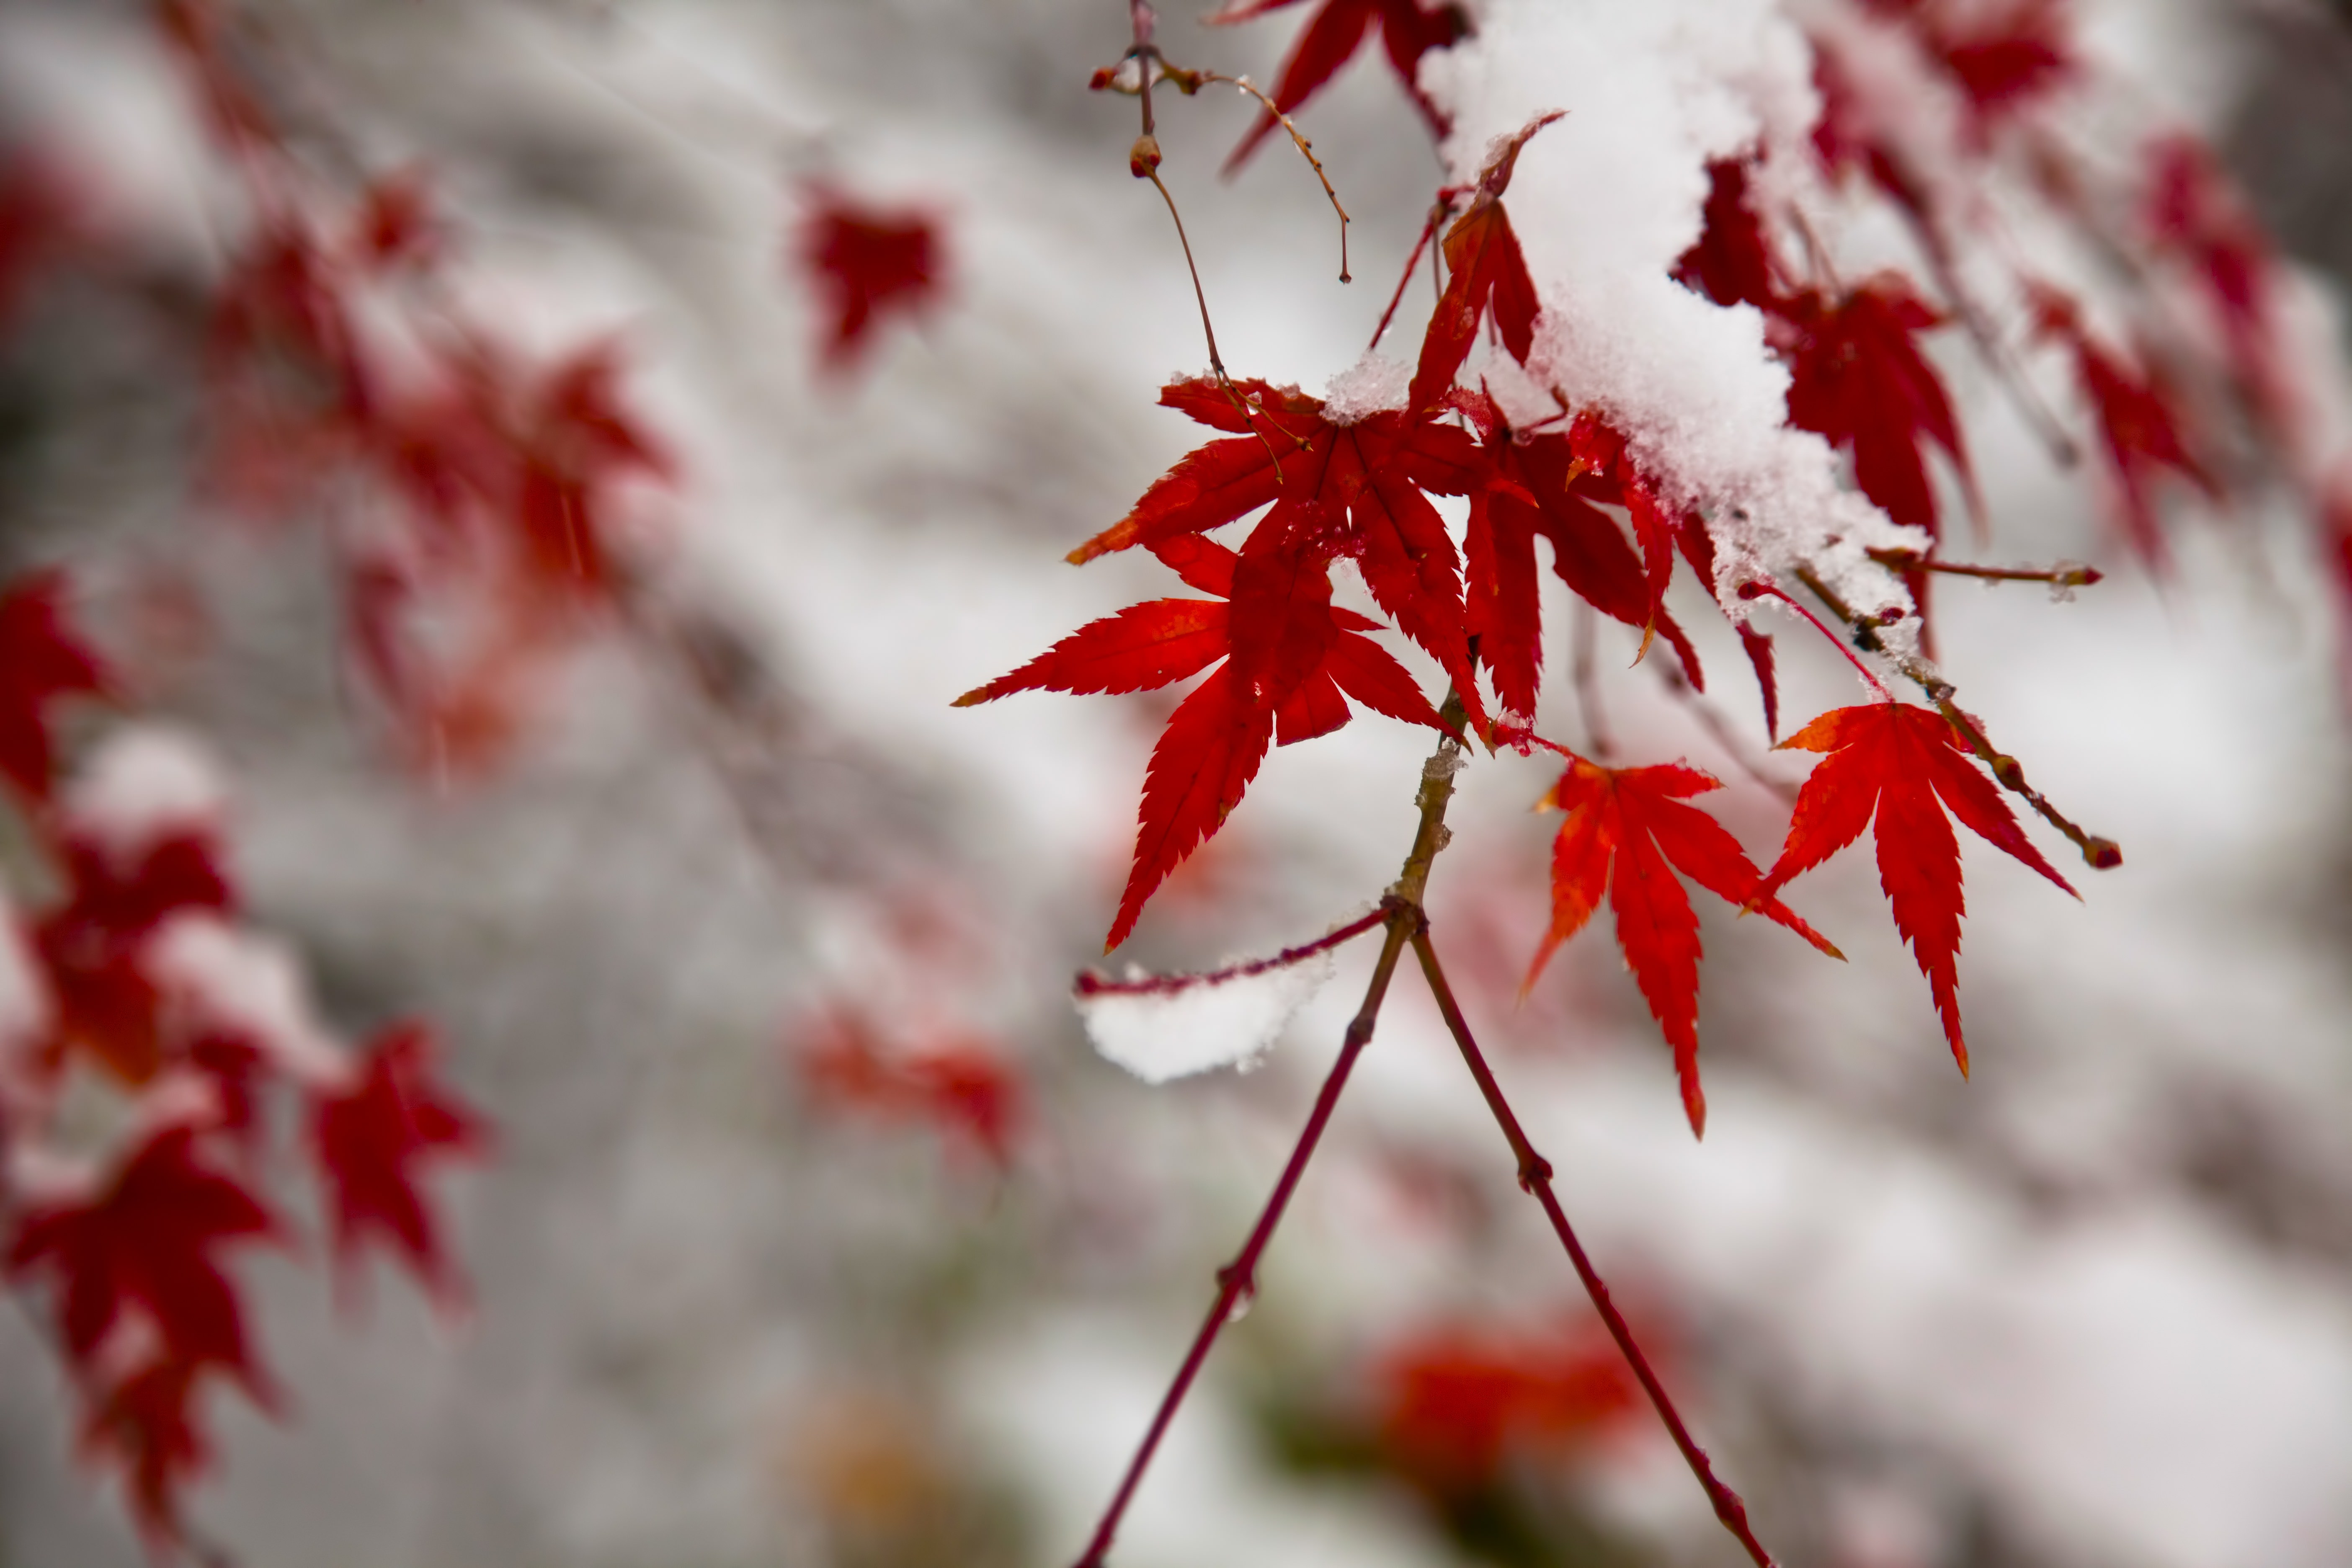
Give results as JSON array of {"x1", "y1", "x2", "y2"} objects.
[
  {"x1": 36, "y1": 829, "x2": 235, "y2": 1084},
  {"x1": 1213, "y1": 0, "x2": 1468, "y2": 173},
  {"x1": 1526, "y1": 756, "x2": 1840, "y2": 1136},
  {"x1": 1778, "y1": 275, "x2": 1975, "y2": 543},
  {"x1": 1673, "y1": 158, "x2": 1782, "y2": 313},
  {"x1": 1408, "y1": 111, "x2": 1560, "y2": 412},
  {"x1": 1449, "y1": 396, "x2": 1705, "y2": 722},
  {"x1": 959, "y1": 531, "x2": 1444, "y2": 948},
  {"x1": 2030, "y1": 286, "x2": 2216, "y2": 565},
  {"x1": 1376, "y1": 1316, "x2": 1639, "y2": 1491},
  {"x1": 798, "y1": 1007, "x2": 1026, "y2": 1171},
  {"x1": 794, "y1": 180, "x2": 944, "y2": 375},
  {"x1": 81, "y1": 1359, "x2": 212, "y2": 1546},
  {"x1": 1867, "y1": 0, "x2": 2075, "y2": 143},
  {"x1": 310, "y1": 1022, "x2": 490, "y2": 1307},
  {"x1": 2144, "y1": 136, "x2": 2283, "y2": 425},
  {"x1": 1754, "y1": 702, "x2": 2076, "y2": 1074},
  {"x1": 6, "y1": 1126, "x2": 281, "y2": 1400},
  {"x1": 0, "y1": 570, "x2": 109, "y2": 801},
  {"x1": 1067, "y1": 376, "x2": 1488, "y2": 729}
]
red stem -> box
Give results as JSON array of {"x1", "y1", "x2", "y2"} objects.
[
  {"x1": 1069, "y1": 908, "x2": 1418, "y2": 1568},
  {"x1": 1740, "y1": 580, "x2": 1892, "y2": 701},
  {"x1": 1409, "y1": 927, "x2": 1780, "y2": 1568},
  {"x1": 1368, "y1": 196, "x2": 1447, "y2": 351},
  {"x1": 1075, "y1": 904, "x2": 1390, "y2": 999}
]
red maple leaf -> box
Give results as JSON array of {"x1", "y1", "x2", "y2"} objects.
[
  {"x1": 960, "y1": 531, "x2": 1445, "y2": 948},
  {"x1": 79, "y1": 1359, "x2": 212, "y2": 1547},
  {"x1": 2030, "y1": 284, "x2": 2217, "y2": 565},
  {"x1": 0, "y1": 570, "x2": 110, "y2": 801},
  {"x1": 1408, "y1": 111, "x2": 1560, "y2": 411},
  {"x1": 1867, "y1": 0, "x2": 2075, "y2": 143},
  {"x1": 1450, "y1": 395, "x2": 1706, "y2": 723},
  {"x1": 1778, "y1": 275, "x2": 1975, "y2": 543},
  {"x1": 310, "y1": 1022, "x2": 490, "y2": 1307},
  {"x1": 1754, "y1": 702, "x2": 2076, "y2": 1074},
  {"x1": 794, "y1": 181, "x2": 944, "y2": 376},
  {"x1": 1376, "y1": 1314, "x2": 1641, "y2": 1492},
  {"x1": 797, "y1": 1008, "x2": 1027, "y2": 1171},
  {"x1": 1067, "y1": 376, "x2": 1489, "y2": 732},
  {"x1": 2143, "y1": 135, "x2": 2283, "y2": 426},
  {"x1": 1526, "y1": 755, "x2": 1840, "y2": 1137},
  {"x1": 1212, "y1": 0, "x2": 1469, "y2": 172},
  {"x1": 1673, "y1": 157, "x2": 1782, "y2": 313},
  {"x1": 36, "y1": 829, "x2": 236, "y2": 1086},
  {"x1": 7, "y1": 1126, "x2": 279, "y2": 1388}
]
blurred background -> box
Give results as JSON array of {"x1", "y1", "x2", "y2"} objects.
[{"x1": 2, "y1": 0, "x2": 2352, "y2": 1565}]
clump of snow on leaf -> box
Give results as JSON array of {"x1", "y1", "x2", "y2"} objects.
[
  {"x1": 1423, "y1": 0, "x2": 1924, "y2": 620},
  {"x1": 1321, "y1": 352, "x2": 1411, "y2": 425},
  {"x1": 1077, "y1": 950, "x2": 1338, "y2": 1084},
  {"x1": 62, "y1": 725, "x2": 227, "y2": 854},
  {"x1": 145, "y1": 914, "x2": 351, "y2": 1090}
]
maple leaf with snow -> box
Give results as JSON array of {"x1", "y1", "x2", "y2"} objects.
[
  {"x1": 1212, "y1": 0, "x2": 1468, "y2": 173},
  {"x1": 310, "y1": 1022, "x2": 490, "y2": 1307},
  {"x1": 794, "y1": 181, "x2": 944, "y2": 376},
  {"x1": 0, "y1": 571, "x2": 110, "y2": 801},
  {"x1": 1067, "y1": 375, "x2": 1489, "y2": 731},
  {"x1": 1755, "y1": 702, "x2": 2076, "y2": 1075},
  {"x1": 960, "y1": 531, "x2": 1445, "y2": 948},
  {"x1": 1450, "y1": 394, "x2": 1706, "y2": 723},
  {"x1": 1526, "y1": 755, "x2": 1839, "y2": 1137}
]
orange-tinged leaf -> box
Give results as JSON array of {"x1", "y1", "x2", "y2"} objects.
[
  {"x1": 1756, "y1": 701, "x2": 2076, "y2": 1074},
  {"x1": 1528, "y1": 757, "x2": 1839, "y2": 1136}
]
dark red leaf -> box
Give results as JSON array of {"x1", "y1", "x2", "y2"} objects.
[
  {"x1": 1409, "y1": 111, "x2": 1561, "y2": 411},
  {"x1": 1215, "y1": 0, "x2": 1469, "y2": 171},
  {"x1": 1673, "y1": 158, "x2": 1780, "y2": 312},
  {"x1": 794, "y1": 181, "x2": 945, "y2": 375},
  {"x1": 0, "y1": 570, "x2": 110, "y2": 801},
  {"x1": 311, "y1": 1022, "x2": 490, "y2": 1307}
]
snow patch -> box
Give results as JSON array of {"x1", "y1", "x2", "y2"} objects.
[
  {"x1": 1320, "y1": 351, "x2": 1410, "y2": 425},
  {"x1": 64, "y1": 725, "x2": 227, "y2": 854},
  {"x1": 1077, "y1": 951, "x2": 1337, "y2": 1084},
  {"x1": 144, "y1": 914, "x2": 352, "y2": 1090}
]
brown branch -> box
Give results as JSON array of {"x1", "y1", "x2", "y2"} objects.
[
  {"x1": 1865, "y1": 547, "x2": 2103, "y2": 591},
  {"x1": 1408, "y1": 928, "x2": 1780, "y2": 1568},
  {"x1": 1069, "y1": 697, "x2": 1471, "y2": 1568},
  {"x1": 1794, "y1": 564, "x2": 2122, "y2": 869}
]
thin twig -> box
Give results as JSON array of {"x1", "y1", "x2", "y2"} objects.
[
  {"x1": 1069, "y1": 697, "x2": 1471, "y2": 1568},
  {"x1": 1167, "y1": 69, "x2": 1350, "y2": 282},
  {"x1": 1370, "y1": 196, "x2": 1449, "y2": 351},
  {"x1": 1408, "y1": 929, "x2": 1780, "y2": 1568},
  {"x1": 1074, "y1": 905, "x2": 1390, "y2": 998},
  {"x1": 1739, "y1": 581, "x2": 1893, "y2": 700},
  {"x1": 1570, "y1": 597, "x2": 1615, "y2": 761},
  {"x1": 1651, "y1": 658, "x2": 1798, "y2": 805},
  {"x1": 1793, "y1": 564, "x2": 2122, "y2": 868},
  {"x1": 1865, "y1": 547, "x2": 2103, "y2": 589}
]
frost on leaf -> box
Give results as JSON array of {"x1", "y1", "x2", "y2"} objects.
[
  {"x1": 1756, "y1": 702, "x2": 2076, "y2": 1075},
  {"x1": 1527, "y1": 755, "x2": 1839, "y2": 1137}
]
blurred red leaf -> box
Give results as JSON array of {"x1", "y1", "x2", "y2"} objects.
[
  {"x1": 1376, "y1": 1315, "x2": 1642, "y2": 1490},
  {"x1": 0, "y1": 571, "x2": 109, "y2": 802},
  {"x1": 795, "y1": 182, "x2": 944, "y2": 376},
  {"x1": 310, "y1": 1022, "x2": 490, "y2": 1307},
  {"x1": 799, "y1": 1008, "x2": 1026, "y2": 1171}
]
